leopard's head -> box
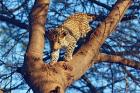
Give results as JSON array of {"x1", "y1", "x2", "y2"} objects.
[{"x1": 47, "y1": 28, "x2": 68, "y2": 50}]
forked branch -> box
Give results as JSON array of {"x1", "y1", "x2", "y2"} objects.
[{"x1": 20, "y1": 0, "x2": 132, "y2": 93}]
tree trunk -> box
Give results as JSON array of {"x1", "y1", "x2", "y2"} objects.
[
  {"x1": 18, "y1": 0, "x2": 132, "y2": 93},
  {"x1": 0, "y1": 90, "x2": 3, "y2": 93}
]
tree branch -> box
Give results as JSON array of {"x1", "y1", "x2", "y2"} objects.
[
  {"x1": 0, "y1": 15, "x2": 28, "y2": 29},
  {"x1": 91, "y1": 0, "x2": 112, "y2": 11},
  {"x1": 96, "y1": 53, "x2": 140, "y2": 70},
  {"x1": 0, "y1": 90, "x2": 3, "y2": 93},
  {"x1": 90, "y1": 0, "x2": 137, "y2": 21},
  {"x1": 70, "y1": 0, "x2": 132, "y2": 81},
  {"x1": 82, "y1": 75, "x2": 99, "y2": 93},
  {"x1": 122, "y1": 67, "x2": 140, "y2": 85},
  {"x1": 20, "y1": 0, "x2": 132, "y2": 93},
  {"x1": 26, "y1": 0, "x2": 49, "y2": 59}
]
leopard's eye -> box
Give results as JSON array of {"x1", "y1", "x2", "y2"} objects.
[
  {"x1": 63, "y1": 31, "x2": 68, "y2": 36},
  {"x1": 60, "y1": 31, "x2": 68, "y2": 38}
]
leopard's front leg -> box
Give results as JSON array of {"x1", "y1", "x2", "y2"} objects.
[
  {"x1": 50, "y1": 49, "x2": 60, "y2": 64},
  {"x1": 64, "y1": 42, "x2": 76, "y2": 62}
]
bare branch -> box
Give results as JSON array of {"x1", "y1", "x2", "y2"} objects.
[
  {"x1": 82, "y1": 75, "x2": 99, "y2": 93},
  {"x1": 0, "y1": 15, "x2": 28, "y2": 29},
  {"x1": 122, "y1": 67, "x2": 140, "y2": 86},
  {"x1": 90, "y1": 0, "x2": 112, "y2": 11},
  {"x1": 96, "y1": 53, "x2": 140, "y2": 70}
]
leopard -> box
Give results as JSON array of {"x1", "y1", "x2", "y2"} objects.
[{"x1": 47, "y1": 13, "x2": 96, "y2": 63}]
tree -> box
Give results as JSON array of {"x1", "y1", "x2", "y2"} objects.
[{"x1": 0, "y1": 0, "x2": 140, "y2": 93}]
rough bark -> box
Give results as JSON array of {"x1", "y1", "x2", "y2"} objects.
[
  {"x1": 0, "y1": 90, "x2": 3, "y2": 93},
  {"x1": 18, "y1": 0, "x2": 133, "y2": 93}
]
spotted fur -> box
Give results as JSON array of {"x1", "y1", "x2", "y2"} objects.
[{"x1": 47, "y1": 13, "x2": 96, "y2": 62}]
